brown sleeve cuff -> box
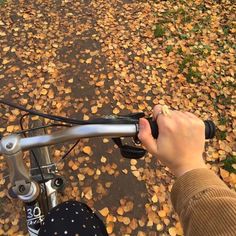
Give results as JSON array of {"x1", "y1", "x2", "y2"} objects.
[{"x1": 171, "y1": 168, "x2": 228, "y2": 214}]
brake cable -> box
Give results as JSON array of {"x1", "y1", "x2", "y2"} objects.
[{"x1": 0, "y1": 99, "x2": 141, "y2": 125}]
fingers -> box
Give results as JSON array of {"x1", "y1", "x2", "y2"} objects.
[
  {"x1": 138, "y1": 118, "x2": 158, "y2": 155},
  {"x1": 184, "y1": 111, "x2": 198, "y2": 119},
  {"x1": 153, "y1": 105, "x2": 163, "y2": 121}
]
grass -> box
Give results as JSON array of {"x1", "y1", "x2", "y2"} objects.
[
  {"x1": 219, "y1": 116, "x2": 228, "y2": 125},
  {"x1": 165, "y1": 45, "x2": 173, "y2": 54},
  {"x1": 178, "y1": 54, "x2": 194, "y2": 72},
  {"x1": 179, "y1": 34, "x2": 189, "y2": 40},
  {"x1": 0, "y1": 0, "x2": 6, "y2": 5},
  {"x1": 216, "y1": 130, "x2": 227, "y2": 140},
  {"x1": 199, "y1": 15, "x2": 211, "y2": 26},
  {"x1": 215, "y1": 94, "x2": 232, "y2": 106},
  {"x1": 222, "y1": 25, "x2": 230, "y2": 35},
  {"x1": 154, "y1": 24, "x2": 165, "y2": 38},
  {"x1": 223, "y1": 156, "x2": 236, "y2": 174},
  {"x1": 178, "y1": 54, "x2": 202, "y2": 83},
  {"x1": 193, "y1": 43, "x2": 212, "y2": 57},
  {"x1": 186, "y1": 68, "x2": 202, "y2": 83}
]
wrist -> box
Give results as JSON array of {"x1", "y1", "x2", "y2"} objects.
[{"x1": 174, "y1": 162, "x2": 207, "y2": 177}]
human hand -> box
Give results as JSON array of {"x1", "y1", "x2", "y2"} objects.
[{"x1": 138, "y1": 105, "x2": 207, "y2": 177}]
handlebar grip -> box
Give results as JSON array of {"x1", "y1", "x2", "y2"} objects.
[{"x1": 147, "y1": 118, "x2": 216, "y2": 140}]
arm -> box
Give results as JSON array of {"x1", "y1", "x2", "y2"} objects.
[
  {"x1": 171, "y1": 168, "x2": 236, "y2": 236},
  {"x1": 138, "y1": 105, "x2": 236, "y2": 236}
]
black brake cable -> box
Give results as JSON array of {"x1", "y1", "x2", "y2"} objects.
[
  {"x1": 59, "y1": 139, "x2": 80, "y2": 162},
  {"x1": 15, "y1": 123, "x2": 72, "y2": 135},
  {"x1": 20, "y1": 113, "x2": 50, "y2": 211},
  {"x1": 0, "y1": 100, "x2": 87, "y2": 125},
  {"x1": 0, "y1": 100, "x2": 140, "y2": 125}
]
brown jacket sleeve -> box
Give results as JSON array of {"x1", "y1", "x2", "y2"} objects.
[{"x1": 171, "y1": 168, "x2": 236, "y2": 236}]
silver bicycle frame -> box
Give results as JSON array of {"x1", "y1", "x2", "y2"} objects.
[{"x1": 0, "y1": 124, "x2": 138, "y2": 199}]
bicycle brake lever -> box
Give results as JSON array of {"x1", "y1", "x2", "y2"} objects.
[
  {"x1": 120, "y1": 145, "x2": 146, "y2": 159},
  {"x1": 113, "y1": 138, "x2": 146, "y2": 159}
]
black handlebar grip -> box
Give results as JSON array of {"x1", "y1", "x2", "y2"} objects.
[{"x1": 147, "y1": 118, "x2": 216, "y2": 140}]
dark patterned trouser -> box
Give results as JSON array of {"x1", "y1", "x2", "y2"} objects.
[{"x1": 39, "y1": 200, "x2": 109, "y2": 236}]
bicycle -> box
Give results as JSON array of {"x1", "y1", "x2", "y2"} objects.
[{"x1": 0, "y1": 100, "x2": 216, "y2": 236}]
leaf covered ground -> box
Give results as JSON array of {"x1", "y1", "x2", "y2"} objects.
[{"x1": 0, "y1": 0, "x2": 235, "y2": 235}]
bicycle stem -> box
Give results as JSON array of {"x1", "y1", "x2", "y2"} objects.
[{"x1": 0, "y1": 135, "x2": 40, "y2": 202}]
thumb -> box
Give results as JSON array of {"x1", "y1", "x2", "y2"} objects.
[{"x1": 138, "y1": 118, "x2": 158, "y2": 156}]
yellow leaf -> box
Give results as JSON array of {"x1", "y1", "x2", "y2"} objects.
[
  {"x1": 0, "y1": 31, "x2": 6, "y2": 36},
  {"x1": 86, "y1": 58, "x2": 92, "y2": 64},
  {"x1": 77, "y1": 174, "x2": 85, "y2": 181},
  {"x1": 71, "y1": 164, "x2": 78, "y2": 171},
  {"x1": 35, "y1": 104, "x2": 42, "y2": 110},
  {"x1": 158, "y1": 210, "x2": 166, "y2": 218},
  {"x1": 99, "y1": 207, "x2": 109, "y2": 217},
  {"x1": 117, "y1": 207, "x2": 124, "y2": 215},
  {"x1": 113, "y1": 107, "x2": 120, "y2": 114},
  {"x1": 40, "y1": 89, "x2": 48, "y2": 95},
  {"x1": 220, "y1": 168, "x2": 229, "y2": 178},
  {"x1": 169, "y1": 227, "x2": 177, "y2": 236},
  {"x1": 3, "y1": 47, "x2": 10, "y2": 52},
  {"x1": 52, "y1": 43, "x2": 59, "y2": 48},
  {"x1": 138, "y1": 104, "x2": 145, "y2": 110},
  {"x1": 106, "y1": 222, "x2": 114, "y2": 234},
  {"x1": 156, "y1": 224, "x2": 163, "y2": 231},
  {"x1": 85, "y1": 189, "x2": 93, "y2": 200},
  {"x1": 96, "y1": 81, "x2": 104, "y2": 87},
  {"x1": 83, "y1": 114, "x2": 89, "y2": 120},
  {"x1": 102, "y1": 138, "x2": 109, "y2": 143},
  {"x1": 48, "y1": 90, "x2": 54, "y2": 99},
  {"x1": 2, "y1": 58, "x2": 10, "y2": 64},
  {"x1": 123, "y1": 217, "x2": 131, "y2": 225},
  {"x1": 106, "y1": 214, "x2": 116, "y2": 223},
  {"x1": 151, "y1": 194, "x2": 158, "y2": 203},
  {"x1": 91, "y1": 106, "x2": 98, "y2": 114},
  {"x1": 7, "y1": 125, "x2": 15, "y2": 132},
  {"x1": 130, "y1": 159, "x2": 137, "y2": 165},
  {"x1": 101, "y1": 156, "x2": 107, "y2": 163},
  {"x1": 64, "y1": 88, "x2": 71, "y2": 94},
  {"x1": 132, "y1": 170, "x2": 140, "y2": 177},
  {"x1": 83, "y1": 146, "x2": 92, "y2": 155}
]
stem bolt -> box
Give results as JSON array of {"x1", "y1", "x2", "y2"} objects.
[
  {"x1": 6, "y1": 143, "x2": 13, "y2": 149},
  {"x1": 19, "y1": 185, "x2": 26, "y2": 193}
]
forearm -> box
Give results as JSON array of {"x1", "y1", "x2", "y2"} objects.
[{"x1": 171, "y1": 168, "x2": 236, "y2": 236}]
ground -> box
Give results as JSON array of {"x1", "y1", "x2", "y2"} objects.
[{"x1": 0, "y1": 0, "x2": 235, "y2": 235}]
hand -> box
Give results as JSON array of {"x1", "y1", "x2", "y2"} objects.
[{"x1": 138, "y1": 105, "x2": 207, "y2": 177}]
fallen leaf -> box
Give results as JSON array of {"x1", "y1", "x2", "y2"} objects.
[
  {"x1": 100, "y1": 207, "x2": 109, "y2": 217},
  {"x1": 83, "y1": 146, "x2": 92, "y2": 155}
]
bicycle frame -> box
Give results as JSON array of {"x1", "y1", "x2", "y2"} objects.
[{"x1": 0, "y1": 124, "x2": 138, "y2": 236}]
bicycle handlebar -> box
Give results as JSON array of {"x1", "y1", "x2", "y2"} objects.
[
  {"x1": 0, "y1": 118, "x2": 216, "y2": 202},
  {"x1": 0, "y1": 120, "x2": 216, "y2": 154}
]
